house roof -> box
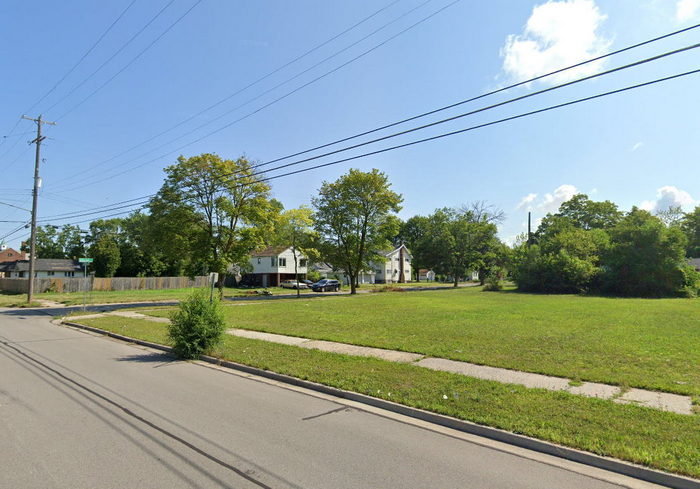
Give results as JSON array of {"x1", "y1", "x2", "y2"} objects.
[
  {"x1": 381, "y1": 244, "x2": 412, "y2": 258},
  {"x1": 0, "y1": 247, "x2": 25, "y2": 263},
  {"x1": 251, "y1": 246, "x2": 290, "y2": 257},
  {"x1": 0, "y1": 259, "x2": 82, "y2": 273},
  {"x1": 689, "y1": 258, "x2": 700, "y2": 270}
]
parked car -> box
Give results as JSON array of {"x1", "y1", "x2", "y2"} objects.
[
  {"x1": 311, "y1": 279, "x2": 340, "y2": 292},
  {"x1": 280, "y1": 280, "x2": 308, "y2": 289},
  {"x1": 302, "y1": 279, "x2": 314, "y2": 286}
]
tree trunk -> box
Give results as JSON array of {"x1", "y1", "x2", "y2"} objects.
[
  {"x1": 453, "y1": 275, "x2": 459, "y2": 288},
  {"x1": 350, "y1": 273, "x2": 357, "y2": 294}
]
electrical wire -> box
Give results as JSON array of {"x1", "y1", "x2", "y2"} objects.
[
  {"x1": 53, "y1": 0, "x2": 202, "y2": 121},
  {"x1": 26, "y1": 0, "x2": 139, "y2": 115},
  {"x1": 51, "y1": 0, "x2": 403, "y2": 180},
  {"x1": 40, "y1": 0, "x2": 178, "y2": 117},
  {"x1": 50, "y1": 0, "x2": 460, "y2": 190}
]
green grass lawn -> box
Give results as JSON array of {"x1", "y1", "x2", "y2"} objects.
[
  {"x1": 69, "y1": 316, "x2": 700, "y2": 478},
  {"x1": 140, "y1": 287, "x2": 700, "y2": 396}
]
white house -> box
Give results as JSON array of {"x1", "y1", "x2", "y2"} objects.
[
  {"x1": 372, "y1": 244, "x2": 412, "y2": 284},
  {"x1": 244, "y1": 246, "x2": 308, "y2": 287},
  {"x1": 418, "y1": 269, "x2": 436, "y2": 281}
]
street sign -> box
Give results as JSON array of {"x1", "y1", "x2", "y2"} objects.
[{"x1": 78, "y1": 258, "x2": 93, "y2": 263}]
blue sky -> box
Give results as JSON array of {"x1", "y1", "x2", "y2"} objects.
[{"x1": 1, "y1": 0, "x2": 699, "y2": 249}]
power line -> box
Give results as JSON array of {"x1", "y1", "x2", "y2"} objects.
[
  {"x1": 41, "y1": 0, "x2": 178, "y2": 117},
  {"x1": 50, "y1": 0, "x2": 460, "y2": 190},
  {"x1": 38, "y1": 196, "x2": 154, "y2": 221},
  {"x1": 234, "y1": 41, "x2": 700, "y2": 181},
  {"x1": 255, "y1": 67, "x2": 700, "y2": 184},
  {"x1": 25, "y1": 0, "x2": 139, "y2": 115},
  {"x1": 42, "y1": 65, "x2": 700, "y2": 229},
  {"x1": 54, "y1": 15, "x2": 700, "y2": 191},
  {"x1": 256, "y1": 24, "x2": 700, "y2": 171},
  {"x1": 53, "y1": 0, "x2": 202, "y2": 121},
  {"x1": 52, "y1": 0, "x2": 402, "y2": 180}
]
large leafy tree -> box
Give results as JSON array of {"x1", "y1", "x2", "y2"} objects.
[
  {"x1": 602, "y1": 208, "x2": 697, "y2": 297},
  {"x1": 420, "y1": 207, "x2": 498, "y2": 287},
  {"x1": 312, "y1": 169, "x2": 402, "y2": 294},
  {"x1": 537, "y1": 194, "x2": 621, "y2": 240},
  {"x1": 24, "y1": 225, "x2": 86, "y2": 259},
  {"x1": 682, "y1": 205, "x2": 700, "y2": 257},
  {"x1": 91, "y1": 235, "x2": 121, "y2": 277},
  {"x1": 271, "y1": 207, "x2": 318, "y2": 297},
  {"x1": 149, "y1": 153, "x2": 278, "y2": 288}
]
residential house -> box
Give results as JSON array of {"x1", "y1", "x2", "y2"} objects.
[
  {"x1": 689, "y1": 257, "x2": 700, "y2": 272},
  {"x1": 418, "y1": 268, "x2": 436, "y2": 281},
  {"x1": 0, "y1": 259, "x2": 82, "y2": 278},
  {"x1": 0, "y1": 246, "x2": 28, "y2": 277},
  {"x1": 372, "y1": 244, "x2": 412, "y2": 284},
  {"x1": 243, "y1": 246, "x2": 308, "y2": 287}
]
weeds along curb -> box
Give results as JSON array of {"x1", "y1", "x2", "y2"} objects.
[{"x1": 61, "y1": 320, "x2": 700, "y2": 489}]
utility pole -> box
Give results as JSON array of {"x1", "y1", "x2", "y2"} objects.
[
  {"x1": 22, "y1": 115, "x2": 56, "y2": 303},
  {"x1": 527, "y1": 211, "x2": 532, "y2": 247}
]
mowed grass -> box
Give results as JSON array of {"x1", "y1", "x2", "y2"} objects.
[
  {"x1": 71, "y1": 316, "x2": 700, "y2": 478},
  {"x1": 141, "y1": 287, "x2": 700, "y2": 396}
]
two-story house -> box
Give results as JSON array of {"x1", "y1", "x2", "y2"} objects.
[
  {"x1": 372, "y1": 244, "x2": 412, "y2": 284},
  {"x1": 244, "y1": 246, "x2": 308, "y2": 287}
]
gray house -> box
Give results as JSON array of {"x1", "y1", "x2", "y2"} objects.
[{"x1": 0, "y1": 259, "x2": 82, "y2": 278}]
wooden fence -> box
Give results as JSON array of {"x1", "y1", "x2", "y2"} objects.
[{"x1": 0, "y1": 276, "x2": 210, "y2": 294}]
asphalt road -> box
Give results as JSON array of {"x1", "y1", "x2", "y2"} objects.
[{"x1": 0, "y1": 311, "x2": 664, "y2": 489}]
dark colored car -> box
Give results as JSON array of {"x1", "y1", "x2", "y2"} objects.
[{"x1": 311, "y1": 279, "x2": 340, "y2": 292}]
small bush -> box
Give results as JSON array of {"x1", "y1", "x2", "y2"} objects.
[{"x1": 168, "y1": 289, "x2": 226, "y2": 359}]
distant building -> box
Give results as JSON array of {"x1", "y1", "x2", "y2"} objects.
[
  {"x1": 0, "y1": 259, "x2": 82, "y2": 278},
  {"x1": 0, "y1": 247, "x2": 27, "y2": 264},
  {"x1": 243, "y1": 246, "x2": 308, "y2": 287},
  {"x1": 418, "y1": 269, "x2": 436, "y2": 281},
  {"x1": 372, "y1": 244, "x2": 412, "y2": 284},
  {"x1": 689, "y1": 258, "x2": 700, "y2": 272}
]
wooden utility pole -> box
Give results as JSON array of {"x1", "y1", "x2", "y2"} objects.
[
  {"x1": 527, "y1": 211, "x2": 532, "y2": 247},
  {"x1": 22, "y1": 115, "x2": 56, "y2": 303}
]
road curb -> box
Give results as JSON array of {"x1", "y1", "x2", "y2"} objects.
[{"x1": 61, "y1": 320, "x2": 700, "y2": 489}]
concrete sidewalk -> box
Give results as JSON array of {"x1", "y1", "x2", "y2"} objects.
[{"x1": 61, "y1": 310, "x2": 694, "y2": 416}]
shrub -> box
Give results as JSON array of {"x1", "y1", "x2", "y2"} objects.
[
  {"x1": 482, "y1": 267, "x2": 504, "y2": 291},
  {"x1": 168, "y1": 289, "x2": 226, "y2": 359}
]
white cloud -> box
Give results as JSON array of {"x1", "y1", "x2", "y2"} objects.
[
  {"x1": 676, "y1": 0, "x2": 700, "y2": 22},
  {"x1": 630, "y1": 142, "x2": 644, "y2": 152},
  {"x1": 640, "y1": 186, "x2": 697, "y2": 212},
  {"x1": 516, "y1": 185, "x2": 579, "y2": 214},
  {"x1": 539, "y1": 184, "x2": 579, "y2": 213},
  {"x1": 516, "y1": 193, "x2": 538, "y2": 210},
  {"x1": 501, "y1": 0, "x2": 611, "y2": 85}
]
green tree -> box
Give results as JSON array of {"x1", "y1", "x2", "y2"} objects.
[
  {"x1": 602, "y1": 208, "x2": 697, "y2": 297},
  {"x1": 682, "y1": 205, "x2": 700, "y2": 257},
  {"x1": 420, "y1": 207, "x2": 499, "y2": 288},
  {"x1": 91, "y1": 235, "x2": 121, "y2": 277},
  {"x1": 272, "y1": 207, "x2": 318, "y2": 297},
  {"x1": 536, "y1": 194, "x2": 621, "y2": 240},
  {"x1": 312, "y1": 169, "x2": 402, "y2": 294},
  {"x1": 149, "y1": 153, "x2": 278, "y2": 290},
  {"x1": 397, "y1": 215, "x2": 431, "y2": 280},
  {"x1": 23, "y1": 225, "x2": 87, "y2": 259}
]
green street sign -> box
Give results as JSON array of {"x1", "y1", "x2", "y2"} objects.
[{"x1": 78, "y1": 258, "x2": 93, "y2": 263}]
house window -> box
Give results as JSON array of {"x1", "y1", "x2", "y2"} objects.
[
  {"x1": 47, "y1": 271, "x2": 55, "y2": 276},
  {"x1": 299, "y1": 259, "x2": 307, "y2": 267},
  {"x1": 18, "y1": 271, "x2": 24, "y2": 278},
  {"x1": 271, "y1": 257, "x2": 276, "y2": 266},
  {"x1": 257, "y1": 258, "x2": 261, "y2": 264},
  {"x1": 64, "y1": 272, "x2": 75, "y2": 277},
  {"x1": 279, "y1": 258, "x2": 286, "y2": 267}
]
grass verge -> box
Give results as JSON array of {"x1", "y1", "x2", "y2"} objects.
[
  {"x1": 134, "y1": 287, "x2": 700, "y2": 397},
  {"x1": 72, "y1": 316, "x2": 700, "y2": 479}
]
